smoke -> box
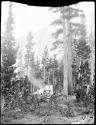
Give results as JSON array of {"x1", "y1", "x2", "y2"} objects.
[
  {"x1": 27, "y1": 68, "x2": 45, "y2": 89},
  {"x1": 29, "y1": 76, "x2": 45, "y2": 89}
]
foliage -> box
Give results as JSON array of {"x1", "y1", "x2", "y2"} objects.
[
  {"x1": 14, "y1": 46, "x2": 25, "y2": 77},
  {"x1": 24, "y1": 32, "x2": 34, "y2": 76},
  {"x1": 3, "y1": 76, "x2": 32, "y2": 110},
  {"x1": 35, "y1": 57, "x2": 42, "y2": 79},
  {"x1": 46, "y1": 55, "x2": 58, "y2": 84},
  {"x1": 78, "y1": 61, "x2": 91, "y2": 86},
  {"x1": 72, "y1": 36, "x2": 91, "y2": 99},
  {"x1": 49, "y1": 6, "x2": 83, "y2": 51},
  {"x1": 74, "y1": 60, "x2": 91, "y2": 103},
  {"x1": 42, "y1": 46, "x2": 49, "y2": 66},
  {"x1": 1, "y1": 2, "x2": 17, "y2": 103},
  {"x1": 71, "y1": 16, "x2": 94, "y2": 106},
  {"x1": 71, "y1": 13, "x2": 88, "y2": 90},
  {"x1": 76, "y1": 39, "x2": 91, "y2": 60},
  {"x1": 86, "y1": 82, "x2": 95, "y2": 105},
  {"x1": 42, "y1": 45, "x2": 49, "y2": 82},
  {"x1": 49, "y1": 6, "x2": 84, "y2": 96}
]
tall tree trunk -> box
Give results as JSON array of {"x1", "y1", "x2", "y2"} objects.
[
  {"x1": 87, "y1": 11, "x2": 95, "y2": 86},
  {"x1": 67, "y1": 44, "x2": 73, "y2": 95},
  {"x1": 67, "y1": 13, "x2": 73, "y2": 95},
  {"x1": 90, "y1": 16, "x2": 95, "y2": 85},
  {"x1": 90, "y1": 41, "x2": 95, "y2": 85},
  {"x1": 63, "y1": 8, "x2": 68, "y2": 97}
]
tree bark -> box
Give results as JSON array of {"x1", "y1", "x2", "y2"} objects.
[
  {"x1": 90, "y1": 42, "x2": 95, "y2": 85},
  {"x1": 90, "y1": 12, "x2": 95, "y2": 85},
  {"x1": 62, "y1": 8, "x2": 68, "y2": 97},
  {"x1": 67, "y1": 12, "x2": 73, "y2": 95},
  {"x1": 67, "y1": 44, "x2": 73, "y2": 95}
]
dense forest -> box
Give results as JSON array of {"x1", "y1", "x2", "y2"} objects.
[{"x1": 1, "y1": 2, "x2": 95, "y2": 124}]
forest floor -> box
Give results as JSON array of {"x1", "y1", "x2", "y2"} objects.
[{"x1": 1, "y1": 96, "x2": 94, "y2": 124}]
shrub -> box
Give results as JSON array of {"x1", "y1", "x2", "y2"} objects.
[
  {"x1": 86, "y1": 83, "x2": 95, "y2": 104},
  {"x1": 57, "y1": 100, "x2": 75, "y2": 117}
]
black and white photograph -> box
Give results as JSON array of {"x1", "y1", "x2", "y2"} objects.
[{"x1": 1, "y1": 1, "x2": 95, "y2": 124}]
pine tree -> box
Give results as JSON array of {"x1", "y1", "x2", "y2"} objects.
[
  {"x1": 42, "y1": 45, "x2": 49, "y2": 83},
  {"x1": 49, "y1": 6, "x2": 82, "y2": 96},
  {"x1": 71, "y1": 12, "x2": 88, "y2": 90},
  {"x1": 24, "y1": 32, "x2": 34, "y2": 76},
  {"x1": 35, "y1": 56, "x2": 41, "y2": 79},
  {"x1": 52, "y1": 55, "x2": 58, "y2": 85},
  {"x1": 72, "y1": 13, "x2": 90, "y2": 84},
  {"x1": 57, "y1": 59, "x2": 64, "y2": 91},
  {"x1": 74, "y1": 37, "x2": 91, "y2": 102},
  {"x1": 24, "y1": 32, "x2": 35, "y2": 93},
  {"x1": 47, "y1": 57, "x2": 53, "y2": 84},
  {"x1": 76, "y1": 39, "x2": 91, "y2": 60},
  {"x1": 1, "y1": 2, "x2": 16, "y2": 100},
  {"x1": 46, "y1": 55, "x2": 58, "y2": 85},
  {"x1": 14, "y1": 46, "x2": 25, "y2": 78},
  {"x1": 70, "y1": 12, "x2": 86, "y2": 41}
]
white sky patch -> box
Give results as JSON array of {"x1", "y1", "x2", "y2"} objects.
[
  {"x1": 1, "y1": 1, "x2": 95, "y2": 62},
  {"x1": 1, "y1": 2, "x2": 59, "y2": 38},
  {"x1": 72, "y1": 2, "x2": 95, "y2": 36},
  {"x1": 1, "y1": 2, "x2": 95, "y2": 37}
]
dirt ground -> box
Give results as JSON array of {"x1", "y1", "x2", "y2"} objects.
[
  {"x1": 1, "y1": 96, "x2": 94, "y2": 124},
  {"x1": 1, "y1": 111, "x2": 94, "y2": 124}
]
